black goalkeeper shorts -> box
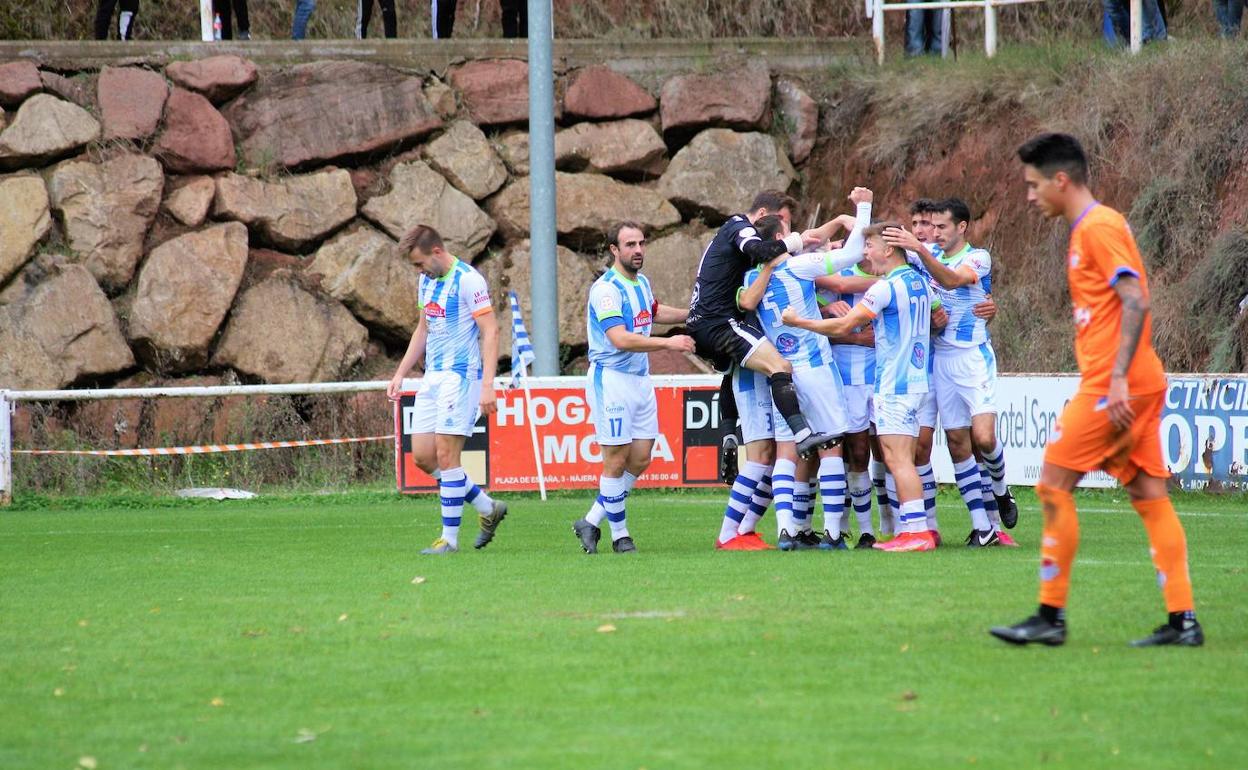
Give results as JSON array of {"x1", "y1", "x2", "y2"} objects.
[{"x1": 689, "y1": 317, "x2": 768, "y2": 373}]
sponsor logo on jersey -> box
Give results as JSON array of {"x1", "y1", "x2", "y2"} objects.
[
  {"x1": 473, "y1": 289, "x2": 490, "y2": 305},
  {"x1": 633, "y1": 309, "x2": 652, "y2": 328},
  {"x1": 776, "y1": 333, "x2": 800, "y2": 356},
  {"x1": 910, "y1": 342, "x2": 926, "y2": 368},
  {"x1": 425, "y1": 302, "x2": 447, "y2": 318},
  {"x1": 1072, "y1": 305, "x2": 1092, "y2": 329}
]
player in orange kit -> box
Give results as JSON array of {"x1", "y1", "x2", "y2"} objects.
[{"x1": 990, "y1": 133, "x2": 1202, "y2": 647}]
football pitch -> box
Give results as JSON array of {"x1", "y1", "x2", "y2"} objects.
[{"x1": 2, "y1": 488, "x2": 1244, "y2": 769}]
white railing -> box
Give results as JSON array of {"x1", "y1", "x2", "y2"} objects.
[{"x1": 869, "y1": 0, "x2": 1164, "y2": 64}]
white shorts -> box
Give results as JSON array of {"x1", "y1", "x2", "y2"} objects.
[
  {"x1": 917, "y1": 389, "x2": 938, "y2": 429},
  {"x1": 933, "y1": 343, "x2": 997, "y2": 430},
  {"x1": 843, "y1": 383, "x2": 873, "y2": 434},
  {"x1": 873, "y1": 392, "x2": 927, "y2": 438},
  {"x1": 773, "y1": 364, "x2": 849, "y2": 443},
  {"x1": 409, "y1": 370, "x2": 482, "y2": 437},
  {"x1": 733, "y1": 366, "x2": 775, "y2": 444},
  {"x1": 587, "y1": 364, "x2": 658, "y2": 446}
]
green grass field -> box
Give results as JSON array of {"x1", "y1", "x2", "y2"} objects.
[{"x1": 1, "y1": 487, "x2": 1244, "y2": 769}]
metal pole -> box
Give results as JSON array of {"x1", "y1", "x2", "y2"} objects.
[
  {"x1": 526, "y1": 0, "x2": 559, "y2": 376},
  {"x1": 1129, "y1": 0, "x2": 1143, "y2": 53},
  {"x1": 984, "y1": 0, "x2": 998, "y2": 57},
  {"x1": 873, "y1": 0, "x2": 886, "y2": 64},
  {"x1": 1, "y1": 391, "x2": 12, "y2": 506},
  {"x1": 200, "y1": 0, "x2": 214, "y2": 41}
]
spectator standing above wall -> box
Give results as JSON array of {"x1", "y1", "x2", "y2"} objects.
[{"x1": 94, "y1": 0, "x2": 138, "y2": 40}]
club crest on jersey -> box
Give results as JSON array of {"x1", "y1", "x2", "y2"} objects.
[
  {"x1": 910, "y1": 280, "x2": 923, "y2": 291},
  {"x1": 1072, "y1": 306, "x2": 1092, "y2": 329},
  {"x1": 425, "y1": 302, "x2": 447, "y2": 319},
  {"x1": 633, "y1": 309, "x2": 652, "y2": 328},
  {"x1": 776, "y1": 333, "x2": 800, "y2": 356},
  {"x1": 910, "y1": 342, "x2": 926, "y2": 368}
]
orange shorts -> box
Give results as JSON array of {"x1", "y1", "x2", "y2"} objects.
[{"x1": 1044, "y1": 389, "x2": 1169, "y2": 485}]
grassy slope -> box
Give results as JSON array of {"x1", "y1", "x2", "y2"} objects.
[{"x1": 1, "y1": 488, "x2": 1244, "y2": 769}]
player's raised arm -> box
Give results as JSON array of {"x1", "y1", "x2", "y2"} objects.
[{"x1": 782, "y1": 302, "x2": 873, "y2": 339}]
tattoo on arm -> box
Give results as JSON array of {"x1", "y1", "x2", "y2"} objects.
[{"x1": 1112, "y1": 278, "x2": 1149, "y2": 378}]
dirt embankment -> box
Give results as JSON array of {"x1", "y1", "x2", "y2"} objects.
[{"x1": 802, "y1": 41, "x2": 1248, "y2": 374}]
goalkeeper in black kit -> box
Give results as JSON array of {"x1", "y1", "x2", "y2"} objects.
[{"x1": 687, "y1": 190, "x2": 839, "y2": 460}]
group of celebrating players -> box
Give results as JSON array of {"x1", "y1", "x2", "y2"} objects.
[{"x1": 388, "y1": 132, "x2": 1203, "y2": 647}]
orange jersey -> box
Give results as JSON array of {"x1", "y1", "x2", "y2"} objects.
[{"x1": 1066, "y1": 204, "x2": 1167, "y2": 395}]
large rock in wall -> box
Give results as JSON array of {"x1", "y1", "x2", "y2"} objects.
[
  {"x1": 0, "y1": 264, "x2": 134, "y2": 389},
  {"x1": 98, "y1": 66, "x2": 168, "y2": 142},
  {"x1": 658, "y1": 129, "x2": 795, "y2": 221},
  {"x1": 212, "y1": 276, "x2": 368, "y2": 384},
  {"x1": 214, "y1": 169, "x2": 357, "y2": 252},
  {"x1": 46, "y1": 153, "x2": 164, "y2": 292},
  {"x1": 153, "y1": 88, "x2": 236, "y2": 174},
  {"x1": 127, "y1": 222, "x2": 249, "y2": 372},
  {"x1": 660, "y1": 65, "x2": 771, "y2": 140},
  {"x1": 448, "y1": 59, "x2": 533, "y2": 126},
  {"x1": 0, "y1": 61, "x2": 41, "y2": 108},
  {"x1": 554, "y1": 119, "x2": 668, "y2": 178},
  {"x1": 165, "y1": 55, "x2": 258, "y2": 104},
  {"x1": 489, "y1": 171, "x2": 681, "y2": 249},
  {"x1": 0, "y1": 174, "x2": 52, "y2": 286},
  {"x1": 306, "y1": 224, "x2": 422, "y2": 343},
  {"x1": 361, "y1": 161, "x2": 495, "y2": 260},
  {"x1": 422, "y1": 120, "x2": 508, "y2": 201},
  {"x1": 565, "y1": 66, "x2": 657, "y2": 121},
  {"x1": 0, "y1": 94, "x2": 99, "y2": 170},
  {"x1": 774, "y1": 78, "x2": 818, "y2": 165},
  {"x1": 502, "y1": 239, "x2": 600, "y2": 353},
  {"x1": 223, "y1": 61, "x2": 442, "y2": 170}
]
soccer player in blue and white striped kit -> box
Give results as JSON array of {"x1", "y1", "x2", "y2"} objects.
[
  {"x1": 739, "y1": 188, "x2": 874, "y2": 551},
  {"x1": 387, "y1": 225, "x2": 508, "y2": 555},
  {"x1": 784, "y1": 221, "x2": 940, "y2": 552},
  {"x1": 886, "y1": 198, "x2": 1019, "y2": 548},
  {"x1": 573, "y1": 222, "x2": 693, "y2": 554}
]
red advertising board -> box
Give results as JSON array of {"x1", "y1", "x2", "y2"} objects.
[{"x1": 395, "y1": 375, "x2": 726, "y2": 493}]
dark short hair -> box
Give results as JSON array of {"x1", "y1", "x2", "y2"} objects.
[
  {"x1": 398, "y1": 224, "x2": 444, "y2": 256},
  {"x1": 753, "y1": 214, "x2": 786, "y2": 241},
  {"x1": 607, "y1": 220, "x2": 646, "y2": 249},
  {"x1": 749, "y1": 190, "x2": 798, "y2": 215},
  {"x1": 933, "y1": 197, "x2": 972, "y2": 225},
  {"x1": 909, "y1": 198, "x2": 940, "y2": 216},
  {"x1": 1017, "y1": 132, "x2": 1089, "y2": 185}
]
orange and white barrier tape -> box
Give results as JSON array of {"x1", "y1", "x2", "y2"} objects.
[{"x1": 14, "y1": 435, "x2": 393, "y2": 457}]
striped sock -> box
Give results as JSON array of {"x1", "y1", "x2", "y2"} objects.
[
  {"x1": 464, "y1": 481, "x2": 494, "y2": 515},
  {"x1": 439, "y1": 466, "x2": 467, "y2": 547},
  {"x1": 585, "y1": 495, "x2": 607, "y2": 527},
  {"x1": 819, "y1": 455, "x2": 847, "y2": 536},
  {"x1": 980, "y1": 464, "x2": 1002, "y2": 530},
  {"x1": 739, "y1": 471, "x2": 772, "y2": 535},
  {"x1": 982, "y1": 442, "x2": 1008, "y2": 496},
  {"x1": 885, "y1": 471, "x2": 900, "y2": 514},
  {"x1": 772, "y1": 458, "x2": 797, "y2": 537},
  {"x1": 898, "y1": 498, "x2": 927, "y2": 534},
  {"x1": 916, "y1": 463, "x2": 938, "y2": 532},
  {"x1": 847, "y1": 470, "x2": 874, "y2": 536},
  {"x1": 793, "y1": 490, "x2": 812, "y2": 533},
  {"x1": 600, "y1": 475, "x2": 630, "y2": 541},
  {"x1": 954, "y1": 458, "x2": 991, "y2": 531},
  {"x1": 871, "y1": 460, "x2": 893, "y2": 534},
  {"x1": 719, "y1": 462, "x2": 765, "y2": 543}
]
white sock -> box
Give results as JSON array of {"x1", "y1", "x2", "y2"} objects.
[
  {"x1": 739, "y1": 470, "x2": 772, "y2": 535},
  {"x1": 463, "y1": 480, "x2": 493, "y2": 515},
  {"x1": 600, "y1": 474, "x2": 629, "y2": 541},
  {"x1": 981, "y1": 465, "x2": 1003, "y2": 530},
  {"x1": 819, "y1": 455, "x2": 847, "y2": 536},
  {"x1": 981, "y1": 441, "x2": 1008, "y2": 496},
  {"x1": 847, "y1": 470, "x2": 874, "y2": 536},
  {"x1": 953, "y1": 457, "x2": 991, "y2": 531},
  {"x1": 772, "y1": 458, "x2": 797, "y2": 537},
  {"x1": 916, "y1": 463, "x2": 938, "y2": 532},
  {"x1": 898, "y1": 498, "x2": 927, "y2": 534},
  {"x1": 438, "y1": 466, "x2": 466, "y2": 547},
  {"x1": 719, "y1": 461, "x2": 766, "y2": 543},
  {"x1": 623, "y1": 470, "x2": 639, "y2": 492}
]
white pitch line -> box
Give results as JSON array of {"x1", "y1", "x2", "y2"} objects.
[{"x1": 0, "y1": 522, "x2": 416, "y2": 537}]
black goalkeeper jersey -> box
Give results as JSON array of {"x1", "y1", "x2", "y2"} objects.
[{"x1": 687, "y1": 216, "x2": 761, "y2": 329}]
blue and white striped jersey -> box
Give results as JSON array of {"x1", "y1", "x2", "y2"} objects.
[
  {"x1": 830, "y1": 262, "x2": 876, "y2": 386},
  {"x1": 929, "y1": 243, "x2": 992, "y2": 350},
  {"x1": 746, "y1": 256, "x2": 836, "y2": 371},
  {"x1": 419, "y1": 258, "x2": 494, "y2": 380},
  {"x1": 586, "y1": 268, "x2": 657, "y2": 376},
  {"x1": 860, "y1": 265, "x2": 932, "y2": 395}
]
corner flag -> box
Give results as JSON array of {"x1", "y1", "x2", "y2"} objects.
[{"x1": 508, "y1": 290, "x2": 537, "y2": 388}]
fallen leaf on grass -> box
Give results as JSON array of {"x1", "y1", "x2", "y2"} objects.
[
  {"x1": 138, "y1": 744, "x2": 148, "y2": 753},
  {"x1": 78, "y1": 757, "x2": 97, "y2": 769},
  {"x1": 338, "y1": 613, "x2": 349, "y2": 622},
  {"x1": 209, "y1": 697, "x2": 225, "y2": 707},
  {"x1": 242, "y1": 629, "x2": 267, "y2": 638},
  {"x1": 289, "y1": 626, "x2": 305, "y2": 634},
  {"x1": 294, "y1": 728, "x2": 318, "y2": 744},
  {"x1": 900, "y1": 644, "x2": 910, "y2": 653},
  {"x1": 901, "y1": 690, "x2": 918, "y2": 701},
  {"x1": 53, "y1": 687, "x2": 64, "y2": 697},
  {"x1": 78, "y1": 619, "x2": 89, "y2": 628},
  {"x1": 596, "y1": 624, "x2": 617, "y2": 633},
  {"x1": 411, "y1": 576, "x2": 427, "y2": 585}
]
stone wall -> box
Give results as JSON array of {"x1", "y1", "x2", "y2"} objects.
[{"x1": 0, "y1": 54, "x2": 822, "y2": 391}]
